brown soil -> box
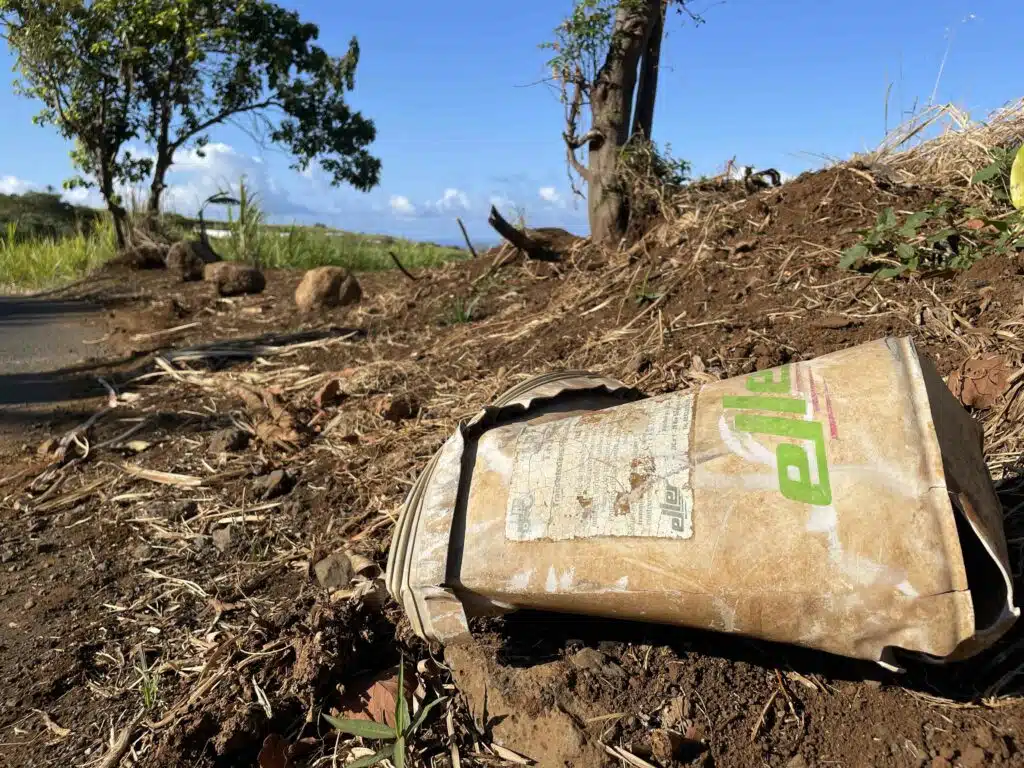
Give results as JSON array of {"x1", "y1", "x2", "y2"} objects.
[{"x1": 2, "y1": 165, "x2": 1023, "y2": 768}]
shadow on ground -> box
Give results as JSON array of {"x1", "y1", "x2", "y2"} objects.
[{"x1": 0, "y1": 325, "x2": 362, "y2": 408}]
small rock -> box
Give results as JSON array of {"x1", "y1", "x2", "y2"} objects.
[
  {"x1": 570, "y1": 647, "x2": 625, "y2": 679},
  {"x1": 787, "y1": 756, "x2": 809, "y2": 768},
  {"x1": 203, "y1": 262, "x2": 266, "y2": 296},
  {"x1": 208, "y1": 427, "x2": 251, "y2": 454},
  {"x1": 930, "y1": 757, "x2": 952, "y2": 768},
  {"x1": 166, "y1": 240, "x2": 217, "y2": 281},
  {"x1": 295, "y1": 266, "x2": 362, "y2": 312},
  {"x1": 212, "y1": 525, "x2": 236, "y2": 553},
  {"x1": 376, "y1": 394, "x2": 418, "y2": 424},
  {"x1": 0, "y1": 549, "x2": 15, "y2": 564},
  {"x1": 36, "y1": 437, "x2": 58, "y2": 459},
  {"x1": 959, "y1": 746, "x2": 987, "y2": 768},
  {"x1": 252, "y1": 469, "x2": 293, "y2": 500},
  {"x1": 26, "y1": 517, "x2": 47, "y2": 533},
  {"x1": 314, "y1": 552, "x2": 354, "y2": 590},
  {"x1": 23, "y1": 598, "x2": 35, "y2": 610},
  {"x1": 171, "y1": 500, "x2": 199, "y2": 519},
  {"x1": 131, "y1": 543, "x2": 153, "y2": 562},
  {"x1": 650, "y1": 729, "x2": 683, "y2": 765}
]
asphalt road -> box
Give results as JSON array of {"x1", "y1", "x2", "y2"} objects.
[{"x1": 0, "y1": 296, "x2": 104, "y2": 406}]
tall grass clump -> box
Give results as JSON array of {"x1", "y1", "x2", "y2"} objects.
[
  {"x1": 0, "y1": 217, "x2": 117, "y2": 291},
  {"x1": 213, "y1": 176, "x2": 468, "y2": 272}
]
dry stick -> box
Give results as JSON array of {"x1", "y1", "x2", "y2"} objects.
[
  {"x1": 388, "y1": 250, "x2": 418, "y2": 282},
  {"x1": 98, "y1": 711, "x2": 145, "y2": 768},
  {"x1": 456, "y1": 217, "x2": 479, "y2": 259}
]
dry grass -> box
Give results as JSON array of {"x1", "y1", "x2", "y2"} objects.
[{"x1": 865, "y1": 98, "x2": 1024, "y2": 202}]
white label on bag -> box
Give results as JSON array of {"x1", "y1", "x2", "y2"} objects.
[{"x1": 505, "y1": 393, "x2": 694, "y2": 541}]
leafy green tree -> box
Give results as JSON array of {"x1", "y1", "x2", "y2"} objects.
[
  {"x1": 544, "y1": 0, "x2": 703, "y2": 245},
  {"x1": 0, "y1": 0, "x2": 379, "y2": 249},
  {"x1": 0, "y1": 0, "x2": 154, "y2": 247}
]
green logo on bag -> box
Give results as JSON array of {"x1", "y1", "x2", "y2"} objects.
[{"x1": 722, "y1": 366, "x2": 833, "y2": 506}]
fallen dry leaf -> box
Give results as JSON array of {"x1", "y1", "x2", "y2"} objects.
[
  {"x1": 963, "y1": 218, "x2": 986, "y2": 230},
  {"x1": 337, "y1": 665, "x2": 416, "y2": 729},
  {"x1": 946, "y1": 355, "x2": 1011, "y2": 409}
]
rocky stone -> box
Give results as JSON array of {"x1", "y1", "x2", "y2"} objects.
[
  {"x1": 314, "y1": 552, "x2": 354, "y2": 590},
  {"x1": 570, "y1": 647, "x2": 624, "y2": 679},
  {"x1": 212, "y1": 525, "x2": 236, "y2": 553},
  {"x1": 131, "y1": 543, "x2": 153, "y2": 562},
  {"x1": 208, "y1": 427, "x2": 251, "y2": 454},
  {"x1": 959, "y1": 747, "x2": 987, "y2": 768},
  {"x1": 787, "y1": 756, "x2": 809, "y2": 768},
  {"x1": 294, "y1": 266, "x2": 362, "y2": 312},
  {"x1": 253, "y1": 469, "x2": 293, "y2": 500},
  {"x1": 650, "y1": 729, "x2": 684, "y2": 765},
  {"x1": 166, "y1": 240, "x2": 218, "y2": 281},
  {"x1": 203, "y1": 262, "x2": 265, "y2": 296},
  {"x1": 0, "y1": 549, "x2": 15, "y2": 564},
  {"x1": 376, "y1": 394, "x2": 419, "y2": 424}
]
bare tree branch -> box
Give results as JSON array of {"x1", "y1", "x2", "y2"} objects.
[
  {"x1": 456, "y1": 217, "x2": 479, "y2": 259},
  {"x1": 388, "y1": 250, "x2": 418, "y2": 281},
  {"x1": 487, "y1": 205, "x2": 560, "y2": 262}
]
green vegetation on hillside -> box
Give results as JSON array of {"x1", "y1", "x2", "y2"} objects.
[
  {"x1": 0, "y1": 190, "x2": 102, "y2": 242},
  {"x1": 0, "y1": 189, "x2": 468, "y2": 291}
]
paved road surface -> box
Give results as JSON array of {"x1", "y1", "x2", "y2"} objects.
[{"x1": 0, "y1": 296, "x2": 105, "y2": 406}]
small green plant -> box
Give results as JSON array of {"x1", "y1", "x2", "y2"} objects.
[
  {"x1": 841, "y1": 201, "x2": 1024, "y2": 278},
  {"x1": 323, "y1": 661, "x2": 446, "y2": 768},
  {"x1": 136, "y1": 650, "x2": 158, "y2": 711},
  {"x1": 633, "y1": 270, "x2": 662, "y2": 305},
  {"x1": 447, "y1": 294, "x2": 482, "y2": 324},
  {"x1": 222, "y1": 176, "x2": 265, "y2": 266},
  {"x1": 972, "y1": 145, "x2": 1022, "y2": 206}
]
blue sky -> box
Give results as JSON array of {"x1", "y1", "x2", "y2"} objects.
[{"x1": 0, "y1": 0, "x2": 1017, "y2": 244}]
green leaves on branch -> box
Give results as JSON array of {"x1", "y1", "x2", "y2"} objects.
[{"x1": 0, "y1": 0, "x2": 380, "y2": 229}]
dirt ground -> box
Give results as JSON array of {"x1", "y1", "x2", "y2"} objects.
[{"x1": 1, "y1": 164, "x2": 1023, "y2": 768}]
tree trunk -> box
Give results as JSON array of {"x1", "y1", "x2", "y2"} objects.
[
  {"x1": 587, "y1": 0, "x2": 660, "y2": 246},
  {"x1": 97, "y1": 153, "x2": 130, "y2": 250},
  {"x1": 630, "y1": 0, "x2": 666, "y2": 141},
  {"x1": 146, "y1": 99, "x2": 173, "y2": 221},
  {"x1": 146, "y1": 155, "x2": 170, "y2": 220}
]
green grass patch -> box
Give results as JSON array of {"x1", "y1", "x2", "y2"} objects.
[
  {"x1": 0, "y1": 181, "x2": 469, "y2": 291},
  {"x1": 0, "y1": 218, "x2": 117, "y2": 292}
]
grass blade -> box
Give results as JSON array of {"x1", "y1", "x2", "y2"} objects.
[
  {"x1": 407, "y1": 696, "x2": 448, "y2": 735},
  {"x1": 393, "y1": 734, "x2": 405, "y2": 768},
  {"x1": 322, "y1": 714, "x2": 396, "y2": 740}
]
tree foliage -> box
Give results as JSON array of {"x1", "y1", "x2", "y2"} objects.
[{"x1": 0, "y1": 0, "x2": 379, "y2": 247}]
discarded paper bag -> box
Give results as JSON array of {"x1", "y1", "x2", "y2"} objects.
[{"x1": 386, "y1": 337, "x2": 1018, "y2": 666}]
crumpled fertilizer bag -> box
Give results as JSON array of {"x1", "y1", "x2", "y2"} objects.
[{"x1": 386, "y1": 337, "x2": 1018, "y2": 668}]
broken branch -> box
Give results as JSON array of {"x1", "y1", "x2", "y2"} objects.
[
  {"x1": 456, "y1": 217, "x2": 479, "y2": 259},
  {"x1": 487, "y1": 206, "x2": 560, "y2": 262},
  {"x1": 388, "y1": 250, "x2": 418, "y2": 282}
]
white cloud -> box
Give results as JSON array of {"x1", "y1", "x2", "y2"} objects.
[
  {"x1": 433, "y1": 187, "x2": 470, "y2": 213},
  {"x1": 390, "y1": 195, "x2": 416, "y2": 216},
  {"x1": 538, "y1": 186, "x2": 563, "y2": 206},
  {"x1": 0, "y1": 175, "x2": 34, "y2": 195}
]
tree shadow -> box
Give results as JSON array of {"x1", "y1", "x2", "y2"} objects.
[
  {"x1": 0, "y1": 325, "x2": 362, "y2": 416},
  {"x1": 487, "y1": 467, "x2": 1024, "y2": 703}
]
